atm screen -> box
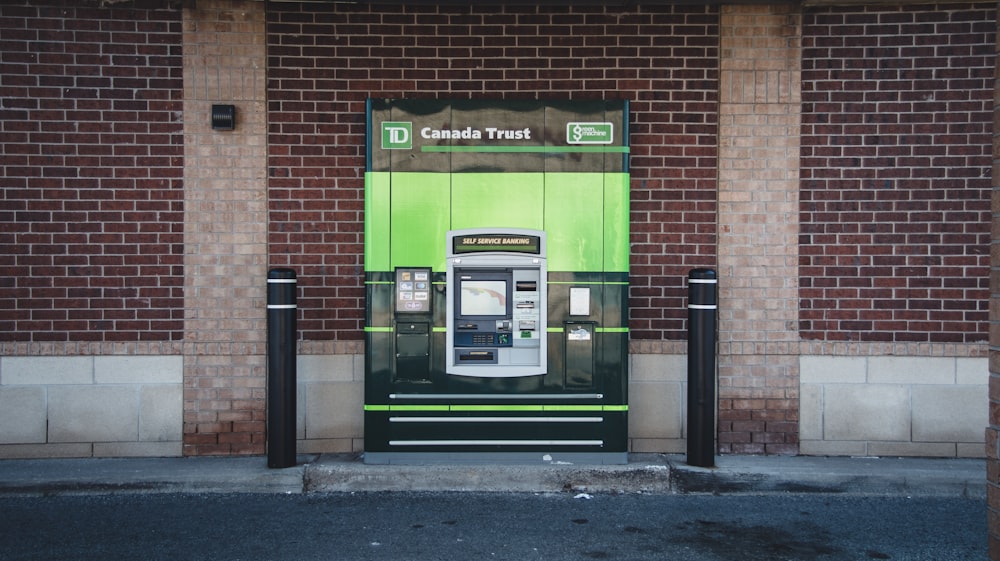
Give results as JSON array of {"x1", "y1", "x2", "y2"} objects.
[{"x1": 460, "y1": 280, "x2": 507, "y2": 317}]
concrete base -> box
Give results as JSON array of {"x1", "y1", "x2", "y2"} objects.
[{"x1": 306, "y1": 453, "x2": 670, "y2": 494}]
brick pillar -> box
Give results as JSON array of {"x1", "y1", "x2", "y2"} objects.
[
  {"x1": 987, "y1": 7, "x2": 1000, "y2": 557},
  {"x1": 182, "y1": 0, "x2": 268, "y2": 455},
  {"x1": 716, "y1": 5, "x2": 802, "y2": 455}
]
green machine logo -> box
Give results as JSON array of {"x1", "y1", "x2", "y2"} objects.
[
  {"x1": 567, "y1": 122, "x2": 614, "y2": 144},
  {"x1": 381, "y1": 121, "x2": 412, "y2": 150}
]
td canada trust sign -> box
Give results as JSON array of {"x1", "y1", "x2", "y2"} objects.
[
  {"x1": 381, "y1": 120, "x2": 614, "y2": 150},
  {"x1": 367, "y1": 99, "x2": 629, "y2": 173}
]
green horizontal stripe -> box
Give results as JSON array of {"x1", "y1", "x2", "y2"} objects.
[
  {"x1": 371, "y1": 326, "x2": 624, "y2": 333},
  {"x1": 365, "y1": 404, "x2": 628, "y2": 412},
  {"x1": 390, "y1": 405, "x2": 450, "y2": 412},
  {"x1": 451, "y1": 405, "x2": 539, "y2": 412},
  {"x1": 547, "y1": 281, "x2": 630, "y2": 285},
  {"x1": 541, "y1": 405, "x2": 604, "y2": 412},
  {"x1": 366, "y1": 326, "x2": 446, "y2": 332},
  {"x1": 422, "y1": 146, "x2": 629, "y2": 154}
]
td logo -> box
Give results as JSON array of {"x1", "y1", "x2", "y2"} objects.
[{"x1": 381, "y1": 122, "x2": 412, "y2": 150}]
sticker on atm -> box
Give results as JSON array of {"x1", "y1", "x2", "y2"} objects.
[{"x1": 396, "y1": 268, "x2": 431, "y2": 313}]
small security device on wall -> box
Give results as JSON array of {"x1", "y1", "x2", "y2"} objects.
[{"x1": 211, "y1": 104, "x2": 236, "y2": 131}]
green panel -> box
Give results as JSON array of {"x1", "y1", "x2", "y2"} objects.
[
  {"x1": 450, "y1": 173, "x2": 544, "y2": 230},
  {"x1": 366, "y1": 100, "x2": 631, "y2": 457},
  {"x1": 368, "y1": 98, "x2": 453, "y2": 173},
  {"x1": 544, "y1": 173, "x2": 605, "y2": 273},
  {"x1": 389, "y1": 173, "x2": 452, "y2": 271},
  {"x1": 603, "y1": 172, "x2": 630, "y2": 273},
  {"x1": 365, "y1": 273, "x2": 395, "y2": 328},
  {"x1": 599, "y1": 278, "x2": 628, "y2": 329},
  {"x1": 364, "y1": 330, "x2": 394, "y2": 403},
  {"x1": 364, "y1": 172, "x2": 392, "y2": 272},
  {"x1": 449, "y1": 101, "x2": 546, "y2": 173}
]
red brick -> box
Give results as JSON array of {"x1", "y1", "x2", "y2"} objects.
[
  {"x1": 0, "y1": 4, "x2": 183, "y2": 344},
  {"x1": 267, "y1": 2, "x2": 720, "y2": 342},
  {"x1": 800, "y1": 5, "x2": 992, "y2": 344}
]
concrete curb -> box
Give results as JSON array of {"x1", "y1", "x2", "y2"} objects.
[
  {"x1": 0, "y1": 453, "x2": 985, "y2": 498},
  {"x1": 0, "y1": 456, "x2": 308, "y2": 496},
  {"x1": 303, "y1": 454, "x2": 986, "y2": 498},
  {"x1": 667, "y1": 455, "x2": 986, "y2": 498},
  {"x1": 303, "y1": 454, "x2": 673, "y2": 494}
]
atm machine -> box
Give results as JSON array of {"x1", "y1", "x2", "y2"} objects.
[
  {"x1": 364, "y1": 99, "x2": 629, "y2": 464},
  {"x1": 446, "y1": 230, "x2": 547, "y2": 378}
]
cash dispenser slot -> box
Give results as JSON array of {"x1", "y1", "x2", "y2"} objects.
[{"x1": 457, "y1": 349, "x2": 498, "y2": 364}]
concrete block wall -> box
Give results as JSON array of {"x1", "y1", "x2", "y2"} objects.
[
  {"x1": 628, "y1": 349, "x2": 989, "y2": 459},
  {"x1": 628, "y1": 352, "x2": 687, "y2": 453},
  {"x1": 800, "y1": 355, "x2": 987, "y2": 457},
  {"x1": 293, "y1": 351, "x2": 692, "y2": 455},
  {"x1": 296, "y1": 353, "x2": 364, "y2": 454},
  {"x1": 0, "y1": 350, "x2": 986, "y2": 459},
  {"x1": 0, "y1": 356, "x2": 183, "y2": 457}
]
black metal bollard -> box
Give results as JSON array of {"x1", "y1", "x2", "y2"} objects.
[
  {"x1": 267, "y1": 268, "x2": 297, "y2": 469},
  {"x1": 687, "y1": 268, "x2": 718, "y2": 468}
]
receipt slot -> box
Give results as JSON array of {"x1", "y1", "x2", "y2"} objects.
[{"x1": 446, "y1": 229, "x2": 546, "y2": 377}]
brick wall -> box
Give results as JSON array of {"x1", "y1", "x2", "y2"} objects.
[
  {"x1": 0, "y1": 2, "x2": 184, "y2": 343},
  {"x1": 800, "y1": 4, "x2": 994, "y2": 344},
  {"x1": 716, "y1": 4, "x2": 802, "y2": 455},
  {"x1": 989, "y1": 3, "x2": 1000, "y2": 556},
  {"x1": 266, "y1": 2, "x2": 720, "y2": 342},
  {"x1": 3, "y1": 1, "x2": 994, "y2": 462},
  {"x1": 181, "y1": 0, "x2": 268, "y2": 456}
]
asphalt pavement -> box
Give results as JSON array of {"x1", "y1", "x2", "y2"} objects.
[
  {"x1": 0, "y1": 492, "x2": 985, "y2": 561},
  {"x1": 0, "y1": 453, "x2": 985, "y2": 498}
]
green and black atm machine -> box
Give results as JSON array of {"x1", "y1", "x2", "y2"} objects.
[{"x1": 364, "y1": 99, "x2": 629, "y2": 464}]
